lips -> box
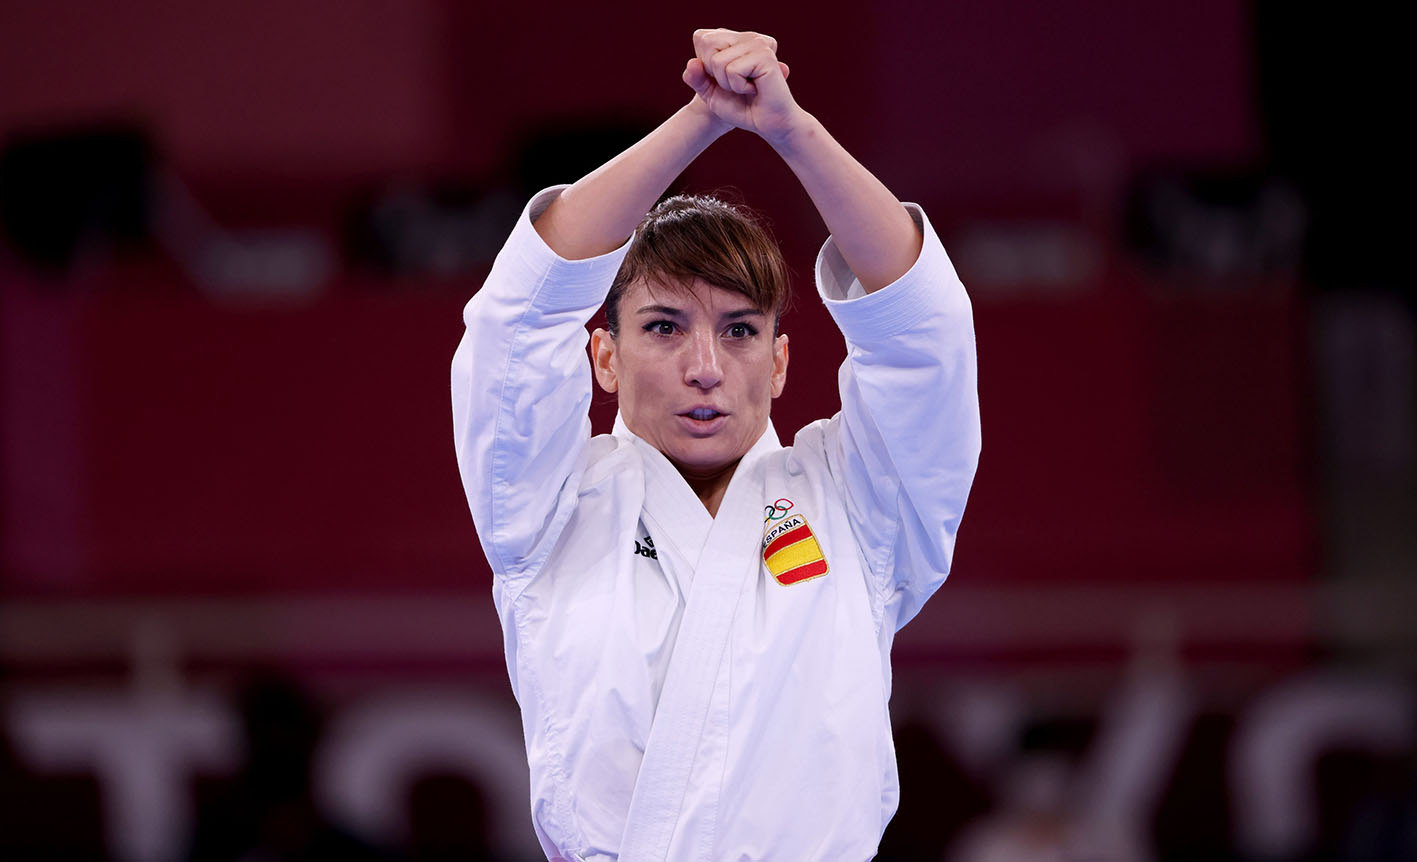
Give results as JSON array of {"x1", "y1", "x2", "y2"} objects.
[{"x1": 677, "y1": 406, "x2": 730, "y2": 436}]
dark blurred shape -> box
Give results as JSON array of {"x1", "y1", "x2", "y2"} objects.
[
  {"x1": 342, "y1": 118, "x2": 657, "y2": 283},
  {"x1": 344, "y1": 180, "x2": 519, "y2": 280},
  {"x1": 0, "y1": 733, "x2": 106, "y2": 860},
  {"x1": 944, "y1": 715, "x2": 1164, "y2": 862},
  {"x1": 876, "y1": 719, "x2": 992, "y2": 861},
  {"x1": 1340, "y1": 760, "x2": 1417, "y2": 862},
  {"x1": 1152, "y1": 715, "x2": 1238, "y2": 862},
  {"x1": 0, "y1": 672, "x2": 106, "y2": 860},
  {"x1": 405, "y1": 771, "x2": 502, "y2": 862},
  {"x1": 0, "y1": 125, "x2": 154, "y2": 274},
  {"x1": 1254, "y1": 0, "x2": 1413, "y2": 306},
  {"x1": 513, "y1": 119, "x2": 655, "y2": 201},
  {"x1": 1256, "y1": 0, "x2": 1417, "y2": 593},
  {"x1": 1017, "y1": 716, "x2": 1096, "y2": 759},
  {"x1": 1310, "y1": 747, "x2": 1413, "y2": 862},
  {"x1": 187, "y1": 673, "x2": 388, "y2": 862},
  {"x1": 1123, "y1": 167, "x2": 1305, "y2": 281}
]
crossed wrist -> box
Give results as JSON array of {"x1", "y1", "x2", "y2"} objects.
[
  {"x1": 762, "y1": 108, "x2": 819, "y2": 155},
  {"x1": 682, "y1": 98, "x2": 734, "y2": 140}
]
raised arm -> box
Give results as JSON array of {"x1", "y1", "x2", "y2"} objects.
[
  {"x1": 454, "y1": 46, "x2": 746, "y2": 578},
  {"x1": 532, "y1": 101, "x2": 728, "y2": 260},
  {"x1": 684, "y1": 29, "x2": 923, "y2": 292},
  {"x1": 687, "y1": 29, "x2": 978, "y2": 625}
]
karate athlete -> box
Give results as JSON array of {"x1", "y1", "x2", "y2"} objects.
[{"x1": 452, "y1": 28, "x2": 980, "y2": 862}]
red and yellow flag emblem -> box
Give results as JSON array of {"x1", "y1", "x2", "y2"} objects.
[{"x1": 762, "y1": 514, "x2": 829, "y2": 585}]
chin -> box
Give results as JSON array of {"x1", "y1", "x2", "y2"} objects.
[{"x1": 666, "y1": 443, "x2": 741, "y2": 477}]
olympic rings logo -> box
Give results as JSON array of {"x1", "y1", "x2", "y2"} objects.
[{"x1": 763, "y1": 498, "x2": 795, "y2": 523}]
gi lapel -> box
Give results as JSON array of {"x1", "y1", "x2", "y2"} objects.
[{"x1": 617, "y1": 423, "x2": 781, "y2": 862}]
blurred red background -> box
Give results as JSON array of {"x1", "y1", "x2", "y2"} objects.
[{"x1": 2, "y1": 2, "x2": 1412, "y2": 861}]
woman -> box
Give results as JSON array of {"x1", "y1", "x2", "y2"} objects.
[{"x1": 452, "y1": 28, "x2": 981, "y2": 861}]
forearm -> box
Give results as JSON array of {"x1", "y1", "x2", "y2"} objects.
[
  {"x1": 679, "y1": 28, "x2": 922, "y2": 291},
  {"x1": 532, "y1": 101, "x2": 730, "y2": 260},
  {"x1": 768, "y1": 113, "x2": 923, "y2": 294}
]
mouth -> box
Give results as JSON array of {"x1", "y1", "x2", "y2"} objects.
[{"x1": 677, "y1": 407, "x2": 730, "y2": 435}]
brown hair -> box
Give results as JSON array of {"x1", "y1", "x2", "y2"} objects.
[{"x1": 605, "y1": 194, "x2": 791, "y2": 335}]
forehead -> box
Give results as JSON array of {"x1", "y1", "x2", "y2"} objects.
[{"x1": 621, "y1": 277, "x2": 764, "y2": 316}]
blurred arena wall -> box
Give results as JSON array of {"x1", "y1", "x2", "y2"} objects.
[{"x1": 3, "y1": 2, "x2": 1414, "y2": 860}]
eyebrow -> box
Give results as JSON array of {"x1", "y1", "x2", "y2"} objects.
[
  {"x1": 634, "y1": 304, "x2": 686, "y2": 316},
  {"x1": 633, "y1": 304, "x2": 765, "y2": 319}
]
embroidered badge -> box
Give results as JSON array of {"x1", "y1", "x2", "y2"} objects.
[{"x1": 761, "y1": 506, "x2": 829, "y2": 586}]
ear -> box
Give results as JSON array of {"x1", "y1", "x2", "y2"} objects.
[
  {"x1": 770, "y1": 333, "x2": 789, "y2": 398},
  {"x1": 590, "y1": 328, "x2": 620, "y2": 393}
]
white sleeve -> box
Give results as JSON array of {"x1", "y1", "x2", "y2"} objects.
[
  {"x1": 451, "y1": 186, "x2": 631, "y2": 583},
  {"x1": 815, "y1": 203, "x2": 981, "y2": 629}
]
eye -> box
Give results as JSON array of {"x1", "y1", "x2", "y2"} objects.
[
  {"x1": 643, "y1": 320, "x2": 678, "y2": 336},
  {"x1": 726, "y1": 322, "x2": 758, "y2": 339}
]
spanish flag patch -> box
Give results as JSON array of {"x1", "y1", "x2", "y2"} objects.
[{"x1": 762, "y1": 514, "x2": 829, "y2": 586}]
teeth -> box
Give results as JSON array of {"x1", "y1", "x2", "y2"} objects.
[{"x1": 689, "y1": 408, "x2": 718, "y2": 420}]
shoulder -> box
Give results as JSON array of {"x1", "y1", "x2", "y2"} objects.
[
  {"x1": 764, "y1": 422, "x2": 848, "y2": 502},
  {"x1": 575, "y1": 433, "x2": 650, "y2": 498},
  {"x1": 783, "y1": 417, "x2": 841, "y2": 474}
]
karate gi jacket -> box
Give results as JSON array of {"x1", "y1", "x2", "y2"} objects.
[{"x1": 451, "y1": 186, "x2": 981, "y2": 861}]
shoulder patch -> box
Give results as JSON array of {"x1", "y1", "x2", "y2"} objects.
[{"x1": 761, "y1": 514, "x2": 829, "y2": 585}]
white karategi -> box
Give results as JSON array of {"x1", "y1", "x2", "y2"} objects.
[{"x1": 451, "y1": 186, "x2": 980, "y2": 862}]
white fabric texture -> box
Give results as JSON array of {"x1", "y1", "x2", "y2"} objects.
[{"x1": 451, "y1": 186, "x2": 981, "y2": 861}]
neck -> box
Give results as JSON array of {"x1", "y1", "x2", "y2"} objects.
[{"x1": 678, "y1": 460, "x2": 739, "y2": 517}]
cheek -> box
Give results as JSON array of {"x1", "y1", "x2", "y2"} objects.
[
  {"x1": 737, "y1": 353, "x2": 778, "y2": 403},
  {"x1": 619, "y1": 355, "x2": 672, "y2": 408}
]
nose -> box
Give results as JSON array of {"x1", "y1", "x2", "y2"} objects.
[{"x1": 684, "y1": 329, "x2": 723, "y2": 390}]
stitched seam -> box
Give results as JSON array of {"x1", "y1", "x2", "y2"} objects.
[
  {"x1": 487, "y1": 263, "x2": 553, "y2": 592},
  {"x1": 871, "y1": 482, "x2": 903, "y2": 638},
  {"x1": 510, "y1": 590, "x2": 583, "y2": 853}
]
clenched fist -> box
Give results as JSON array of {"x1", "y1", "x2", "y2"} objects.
[{"x1": 683, "y1": 29, "x2": 807, "y2": 146}]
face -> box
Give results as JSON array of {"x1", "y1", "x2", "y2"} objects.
[{"x1": 591, "y1": 278, "x2": 789, "y2": 481}]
